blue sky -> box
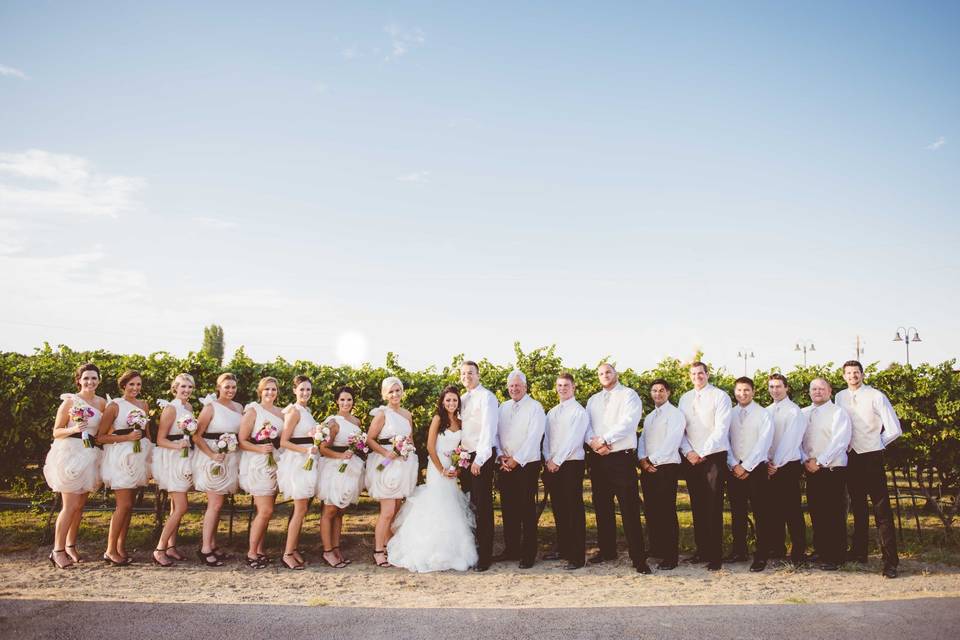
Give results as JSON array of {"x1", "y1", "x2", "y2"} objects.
[{"x1": 1, "y1": 1, "x2": 957, "y2": 374}]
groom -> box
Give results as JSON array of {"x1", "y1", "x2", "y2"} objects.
[{"x1": 459, "y1": 360, "x2": 500, "y2": 572}]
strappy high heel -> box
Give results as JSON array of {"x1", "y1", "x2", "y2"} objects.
[
  {"x1": 102, "y1": 553, "x2": 127, "y2": 566},
  {"x1": 245, "y1": 555, "x2": 267, "y2": 569},
  {"x1": 197, "y1": 548, "x2": 224, "y2": 567},
  {"x1": 48, "y1": 549, "x2": 72, "y2": 569},
  {"x1": 152, "y1": 547, "x2": 173, "y2": 567},
  {"x1": 165, "y1": 545, "x2": 186, "y2": 561},
  {"x1": 282, "y1": 553, "x2": 304, "y2": 570},
  {"x1": 332, "y1": 546, "x2": 352, "y2": 565},
  {"x1": 373, "y1": 549, "x2": 390, "y2": 567},
  {"x1": 323, "y1": 548, "x2": 347, "y2": 569},
  {"x1": 65, "y1": 544, "x2": 85, "y2": 563}
]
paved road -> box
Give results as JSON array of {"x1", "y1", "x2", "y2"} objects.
[{"x1": 1, "y1": 597, "x2": 958, "y2": 639}]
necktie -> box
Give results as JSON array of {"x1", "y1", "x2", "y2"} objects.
[
  {"x1": 603, "y1": 391, "x2": 611, "y2": 407},
  {"x1": 740, "y1": 408, "x2": 747, "y2": 422}
]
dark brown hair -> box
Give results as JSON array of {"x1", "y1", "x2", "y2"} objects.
[
  {"x1": 690, "y1": 361, "x2": 709, "y2": 374},
  {"x1": 435, "y1": 385, "x2": 462, "y2": 432},
  {"x1": 462, "y1": 360, "x2": 479, "y2": 373},
  {"x1": 117, "y1": 370, "x2": 141, "y2": 389},
  {"x1": 557, "y1": 372, "x2": 576, "y2": 385},
  {"x1": 293, "y1": 374, "x2": 312, "y2": 388},
  {"x1": 650, "y1": 378, "x2": 672, "y2": 393},
  {"x1": 734, "y1": 376, "x2": 755, "y2": 389},
  {"x1": 767, "y1": 373, "x2": 789, "y2": 389},
  {"x1": 843, "y1": 360, "x2": 864, "y2": 373},
  {"x1": 335, "y1": 386, "x2": 355, "y2": 403},
  {"x1": 74, "y1": 363, "x2": 100, "y2": 390}
]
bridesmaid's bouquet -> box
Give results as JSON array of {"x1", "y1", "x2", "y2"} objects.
[
  {"x1": 339, "y1": 432, "x2": 369, "y2": 473},
  {"x1": 211, "y1": 433, "x2": 238, "y2": 476},
  {"x1": 126, "y1": 409, "x2": 148, "y2": 453},
  {"x1": 255, "y1": 423, "x2": 280, "y2": 467},
  {"x1": 177, "y1": 416, "x2": 198, "y2": 458},
  {"x1": 376, "y1": 435, "x2": 415, "y2": 471},
  {"x1": 302, "y1": 425, "x2": 331, "y2": 471},
  {"x1": 69, "y1": 402, "x2": 96, "y2": 448},
  {"x1": 448, "y1": 445, "x2": 471, "y2": 473}
]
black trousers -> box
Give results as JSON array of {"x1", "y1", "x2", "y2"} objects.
[
  {"x1": 460, "y1": 448, "x2": 496, "y2": 566},
  {"x1": 727, "y1": 464, "x2": 770, "y2": 560},
  {"x1": 847, "y1": 450, "x2": 899, "y2": 566},
  {"x1": 545, "y1": 459, "x2": 586, "y2": 565},
  {"x1": 640, "y1": 462, "x2": 679, "y2": 564},
  {"x1": 806, "y1": 467, "x2": 847, "y2": 565},
  {"x1": 768, "y1": 460, "x2": 806, "y2": 561},
  {"x1": 683, "y1": 451, "x2": 727, "y2": 564},
  {"x1": 589, "y1": 450, "x2": 645, "y2": 564},
  {"x1": 498, "y1": 460, "x2": 541, "y2": 564}
]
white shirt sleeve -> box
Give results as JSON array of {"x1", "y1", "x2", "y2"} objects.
[
  {"x1": 740, "y1": 410, "x2": 773, "y2": 472},
  {"x1": 495, "y1": 403, "x2": 507, "y2": 459},
  {"x1": 516, "y1": 402, "x2": 546, "y2": 466},
  {"x1": 877, "y1": 392, "x2": 903, "y2": 447},
  {"x1": 649, "y1": 410, "x2": 686, "y2": 466},
  {"x1": 600, "y1": 390, "x2": 642, "y2": 445},
  {"x1": 554, "y1": 408, "x2": 589, "y2": 466},
  {"x1": 698, "y1": 389, "x2": 732, "y2": 456},
  {"x1": 473, "y1": 390, "x2": 500, "y2": 467},
  {"x1": 583, "y1": 396, "x2": 597, "y2": 445},
  {"x1": 637, "y1": 417, "x2": 648, "y2": 460},
  {"x1": 818, "y1": 407, "x2": 852, "y2": 467},
  {"x1": 772, "y1": 407, "x2": 807, "y2": 468}
]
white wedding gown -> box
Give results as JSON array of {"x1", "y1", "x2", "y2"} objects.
[{"x1": 387, "y1": 429, "x2": 478, "y2": 572}]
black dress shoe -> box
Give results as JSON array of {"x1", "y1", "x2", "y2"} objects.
[
  {"x1": 684, "y1": 553, "x2": 704, "y2": 564},
  {"x1": 518, "y1": 560, "x2": 534, "y2": 569},
  {"x1": 473, "y1": 563, "x2": 490, "y2": 572},
  {"x1": 749, "y1": 559, "x2": 767, "y2": 572},
  {"x1": 818, "y1": 562, "x2": 840, "y2": 571},
  {"x1": 587, "y1": 553, "x2": 613, "y2": 565},
  {"x1": 563, "y1": 561, "x2": 583, "y2": 570},
  {"x1": 543, "y1": 552, "x2": 562, "y2": 561},
  {"x1": 657, "y1": 560, "x2": 678, "y2": 571},
  {"x1": 723, "y1": 553, "x2": 749, "y2": 563},
  {"x1": 706, "y1": 561, "x2": 723, "y2": 571},
  {"x1": 635, "y1": 561, "x2": 652, "y2": 574},
  {"x1": 791, "y1": 557, "x2": 806, "y2": 569},
  {"x1": 805, "y1": 552, "x2": 820, "y2": 563},
  {"x1": 882, "y1": 564, "x2": 898, "y2": 579}
]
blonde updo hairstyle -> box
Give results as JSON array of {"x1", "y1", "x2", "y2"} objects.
[
  {"x1": 170, "y1": 372, "x2": 196, "y2": 396},
  {"x1": 216, "y1": 372, "x2": 237, "y2": 397},
  {"x1": 257, "y1": 376, "x2": 280, "y2": 401},
  {"x1": 381, "y1": 376, "x2": 404, "y2": 401}
]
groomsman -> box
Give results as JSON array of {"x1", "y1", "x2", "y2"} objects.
[
  {"x1": 459, "y1": 360, "x2": 500, "y2": 572},
  {"x1": 638, "y1": 378, "x2": 686, "y2": 570},
  {"x1": 802, "y1": 377, "x2": 853, "y2": 571},
  {"x1": 585, "y1": 363, "x2": 650, "y2": 573},
  {"x1": 836, "y1": 360, "x2": 902, "y2": 578},
  {"x1": 765, "y1": 373, "x2": 808, "y2": 567},
  {"x1": 543, "y1": 372, "x2": 590, "y2": 569},
  {"x1": 678, "y1": 362, "x2": 732, "y2": 571},
  {"x1": 496, "y1": 370, "x2": 546, "y2": 568},
  {"x1": 725, "y1": 377, "x2": 774, "y2": 572}
]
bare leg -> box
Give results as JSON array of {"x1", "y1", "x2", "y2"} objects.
[
  {"x1": 248, "y1": 495, "x2": 275, "y2": 559},
  {"x1": 155, "y1": 492, "x2": 188, "y2": 564},
  {"x1": 284, "y1": 498, "x2": 308, "y2": 566},
  {"x1": 52, "y1": 492, "x2": 85, "y2": 567},
  {"x1": 374, "y1": 499, "x2": 397, "y2": 563},
  {"x1": 201, "y1": 492, "x2": 225, "y2": 553},
  {"x1": 64, "y1": 492, "x2": 88, "y2": 562},
  {"x1": 106, "y1": 489, "x2": 134, "y2": 561}
]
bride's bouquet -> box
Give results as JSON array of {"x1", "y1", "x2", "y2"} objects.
[
  {"x1": 448, "y1": 444, "x2": 471, "y2": 473},
  {"x1": 376, "y1": 434, "x2": 415, "y2": 471},
  {"x1": 69, "y1": 401, "x2": 96, "y2": 448},
  {"x1": 255, "y1": 422, "x2": 280, "y2": 467},
  {"x1": 177, "y1": 416, "x2": 198, "y2": 457},
  {"x1": 339, "y1": 432, "x2": 369, "y2": 473},
  {"x1": 126, "y1": 408, "x2": 148, "y2": 453},
  {"x1": 211, "y1": 433, "x2": 238, "y2": 476},
  {"x1": 302, "y1": 424, "x2": 331, "y2": 471}
]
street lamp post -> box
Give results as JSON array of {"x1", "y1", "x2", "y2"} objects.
[
  {"x1": 795, "y1": 340, "x2": 816, "y2": 367},
  {"x1": 893, "y1": 327, "x2": 922, "y2": 366},
  {"x1": 737, "y1": 349, "x2": 755, "y2": 376}
]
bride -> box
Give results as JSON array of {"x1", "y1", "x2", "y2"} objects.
[{"x1": 387, "y1": 385, "x2": 478, "y2": 572}]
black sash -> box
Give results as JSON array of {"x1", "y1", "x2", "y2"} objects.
[
  {"x1": 67, "y1": 432, "x2": 102, "y2": 449},
  {"x1": 113, "y1": 428, "x2": 134, "y2": 436},
  {"x1": 290, "y1": 437, "x2": 313, "y2": 445},
  {"x1": 201, "y1": 431, "x2": 231, "y2": 440},
  {"x1": 328, "y1": 445, "x2": 348, "y2": 453},
  {"x1": 377, "y1": 438, "x2": 393, "y2": 446}
]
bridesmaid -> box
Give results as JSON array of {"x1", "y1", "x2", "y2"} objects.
[
  {"x1": 192, "y1": 372, "x2": 243, "y2": 567},
  {"x1": 151, "y1": 372, "x2": 196, "y2": 567},
  {"x1": 366, "y1": 376, "x2": 419, "y2": 568},
  {"x1": 277, "y1": 375, "x2": 321, "y2": 570},
  {"x1": 238, "y1": 376, "x2": 284, "y2": 569},
  {"x1": 43, "y1": 363, "x2": 106, "y2": 569},
  {"x1": 98, "y1": 369, "x2": 152, "y2": 565},
  {"x1": 317, "y1": 385, "x2": 365, "y2": 568}
]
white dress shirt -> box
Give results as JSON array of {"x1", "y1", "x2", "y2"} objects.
[
  {"x1": 543, "y1": 397, "x2": 590, "y2": 466},
  {"x1": 766, "y1": 398, "x2": 806, "y2": 468},
  {"x1": 584, "y1": 383, "x2": 642, "y2": 452},
  {"x1": 835, "y1": 385, "x2": 902, "y2": 454},
  {"x1": 678, "y1": 384, "x2": 732, "y2": 457},
  {"x1": 638, "y1": 402, "x2": 685, "y2": 466},
  {"x1": 801, "y1": 401, "x2": 852, "y2": 469},
  {"x1": 727, "y1": 401, "x2": 774, "y2": 472},
  {"x1": 460, "y1": 385, "x2": 500, "y2": 467},
  {"x1": 497, "y1": 394, "x2": 546, "y2": 467}
]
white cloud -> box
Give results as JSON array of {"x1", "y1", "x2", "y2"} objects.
[
  {"x1": 0, "y1": 149, "x2": 145, "y2": 218},
  {"x1": 0, "y1": 64, "x2": 27, "y2": 79},
  {"x1": 341, "y1": 45, "x2": 359, "y2": 60},
  {"x1": 397, "y1": 170, "x2": 430, "y2": 183},
  {"x1": 192, "y1": 216, "x2": 237, "y2": 230},
  {"x1": 926, "y1": 136, "x2": 946, "y2": 151},
  {"x1": 384, "y1": 24, "x2": 425, "y2": 60}
]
